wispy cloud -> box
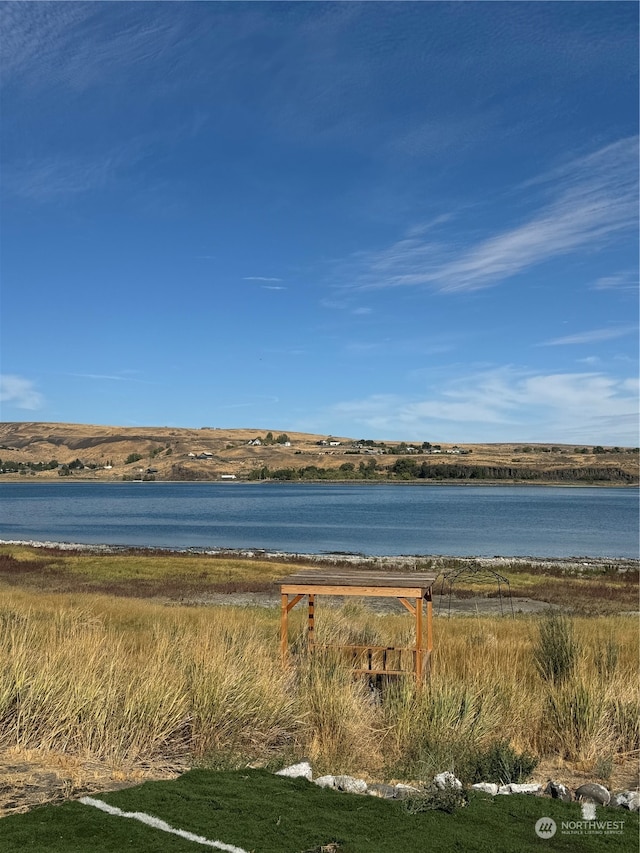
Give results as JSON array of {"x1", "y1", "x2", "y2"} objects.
[
  {"x1": 243, "y1": 276, "x2": 283, "y2": 282},
  {"x1": 4, "y1": 123, "x2": 200, "y2": 203},
  {"x1": 340, "y1": 137, "x2": 638, "y2": 294},
  {"x1": 0, "y1": 374, "x2": 44, "y2": 410},
  {"x1": 67, "y1": 373, "x2": 133, "y2": 382},
  {"x1": 64, "y1": 372, "x2": 157, "y2": 386},
  {"x1": 591, "y1": 271, "x2": 638, "y2": 291},
  {"x1": 328, "y1": 367, "x2": 639, "y2": 444},
  {"x1": 541, "y1": 326, "x2": 637, "y2": 346},
  {"x1": 3, "y1": 154, "x2": 117, "y2": 201},
  {"x1": 1, "y1": 4, "x2": 184, "y2": 92}
]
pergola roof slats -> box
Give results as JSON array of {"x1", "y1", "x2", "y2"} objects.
[{"x1": 279, "y1": 568, "x2": 437, "y2": 594}]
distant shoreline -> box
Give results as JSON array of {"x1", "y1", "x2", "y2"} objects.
[
  {"x1": 0, "y1": 477, "x2": 636, "y2": 487},
  {"x1": 2, "y1": 539, "x2": 637, "y2": 570}
]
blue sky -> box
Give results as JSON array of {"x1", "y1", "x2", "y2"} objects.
[{"x1": 1, "y1": 2, "x2": 638, "y2": 444}]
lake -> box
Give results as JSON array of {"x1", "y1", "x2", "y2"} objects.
[{"x1": 0, "y1": 482, "x2": 638, "y2": 558}]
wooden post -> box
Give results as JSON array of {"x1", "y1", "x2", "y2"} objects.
[
  {"x1": 308, "y1": 594, "x2": 315, "y2": 646},
  {"x1": 415, "y1": 594, "x2": 423, "y2": 685},
  {"x1": 281, "y1": 593, "x2": 289, "y2": 664},
  {"x1": 426, "y1": 588, "x2": 433, "y2": 679}
]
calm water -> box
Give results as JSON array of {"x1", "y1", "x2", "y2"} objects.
[{"x1": 0, "y1": 482, "x2": 638, "y2": 558}]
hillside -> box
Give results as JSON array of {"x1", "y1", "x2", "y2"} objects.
[{"x1": 0, "y1": 422, "x2": 637, "y2": 484}]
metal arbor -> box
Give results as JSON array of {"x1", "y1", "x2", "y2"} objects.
[{"x1": 436, "y1": 562, "x2": 515, "y2": 618}]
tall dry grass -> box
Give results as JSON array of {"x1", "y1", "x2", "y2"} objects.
[{"x1": 0, "y1": 587, "x2": 637, "y2": 781}]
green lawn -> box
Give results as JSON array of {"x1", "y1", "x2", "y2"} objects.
[{"x1": 0, "y1": 770, "x2": 636, "y2": 853}]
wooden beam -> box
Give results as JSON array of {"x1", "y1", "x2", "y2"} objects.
[
  {"x1": 415, "y1": 595, "x2": 423, "y2": 685},
  {"x1": 286, "y1": 593, "x2": 305, "y2": 613},
  {"x1": 398, "y1": 597, "x2": 416, "y2": 616},
  {"x1": 308, "y1": 594, "x2": 315, "y2": 643},
  {"x1": 280, "y1": 593, "x2": 288, "y2": 664},
  {"x1": 280, "y1": 569, "x2": 437, "y2": 589},
  {"x1": 280, "y1": 584, "x2": 427, "y2": 598}
]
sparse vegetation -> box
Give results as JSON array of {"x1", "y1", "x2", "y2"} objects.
[{"x1": 0, "y1": 550, "x2": 636, "y2": 784}]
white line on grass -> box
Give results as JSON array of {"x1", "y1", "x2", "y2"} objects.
[{"x1": 80, "y1": 796, "x2": 250, "y2": 852}]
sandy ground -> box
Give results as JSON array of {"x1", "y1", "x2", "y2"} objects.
[{"x1": 0, "y1": 749, "x2": 189, "y2": 817}]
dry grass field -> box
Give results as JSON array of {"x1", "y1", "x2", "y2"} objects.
[
  {"x1": 0, "y1": 546, "x2": 638, "y2": 815},
  {"x1": 1, "y1": 421, "x2": 638, "y2": 482}
]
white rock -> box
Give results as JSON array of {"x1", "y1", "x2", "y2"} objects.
[
  {"x1": 314, "y1": 775, "x2": 337, "y2": 789},
  {"x1": 614, "y1": 791, "x2": 640, "y2": 812},
  {"x1": 497, "y1": 785, "x2": 512, "y2": 795},
  {"x1": 366, "y1": 783, "x2": 397, "y2": 799},
  {"x1": 334, "y1": 775, "x2": 368, "y2": 794},
  {"x1": 472, "y1": 782, "x2": 499, "y2": 796},
  {"x1": 434, "y1": 772, "x2": 463, "y2": 791},
  {"x1": 506, "y1": 783, "x2": 542, "y2": 795},
  {"x1": 275, "y1": 761, "x2": 313, "y2": 781}
]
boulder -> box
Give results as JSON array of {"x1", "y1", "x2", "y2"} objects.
[
  {"x1": 333, "y1": 775, "x2": 368, "y2": 795},
  {"x1": 367, "y1": 783, "x2": 398, "y2": 799},
  {"x1": 575, "y1": 783, "x2": 610, "y2": 806},
  {"x1": 314, "y1": 775, "x2": 337, "y2": 789},
  {"x1": 613, "y1": 791, "x2": 640, "y2": 812},
  {"x1": 504, "y1": 783, "x2": 542, "y2": 795},
  {"x1": 275, "y1": 761, "x2": 312, "y2": 781},
  {"x1": 393, "y1": 784, "x2": 421, "y2": 800},
  {"x1": 544, "y1": 781, "x2": 572, "y2": 803},
  {"x1": 433, "y1": 772, "x2": 463, "y2": 791},
  {"x1": 471, "y1": 782, "x2": 499, "y2": 796}
]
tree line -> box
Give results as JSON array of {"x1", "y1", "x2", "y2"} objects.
[{"x1": 247, "y1": 459, "x2": 637, "y2": 484}]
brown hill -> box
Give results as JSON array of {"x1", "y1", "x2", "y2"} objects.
[{"x1": 0, "y1": 422, "x2": 637, "y2": 483}]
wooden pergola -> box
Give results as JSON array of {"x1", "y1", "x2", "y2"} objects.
[{"x1": 279, "y1": 568, "x2": 437, "y2": 685}]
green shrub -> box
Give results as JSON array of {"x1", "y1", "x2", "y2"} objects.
[
  {"x1": 464, "y1": 740, "x2": 538, "y2": 785},
  {"x1": 534, "y1": 612, "x2": 578, "y2": 684},
  {"x1": 400, "y1": 782, "x2": 468, "y2": 814}
]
